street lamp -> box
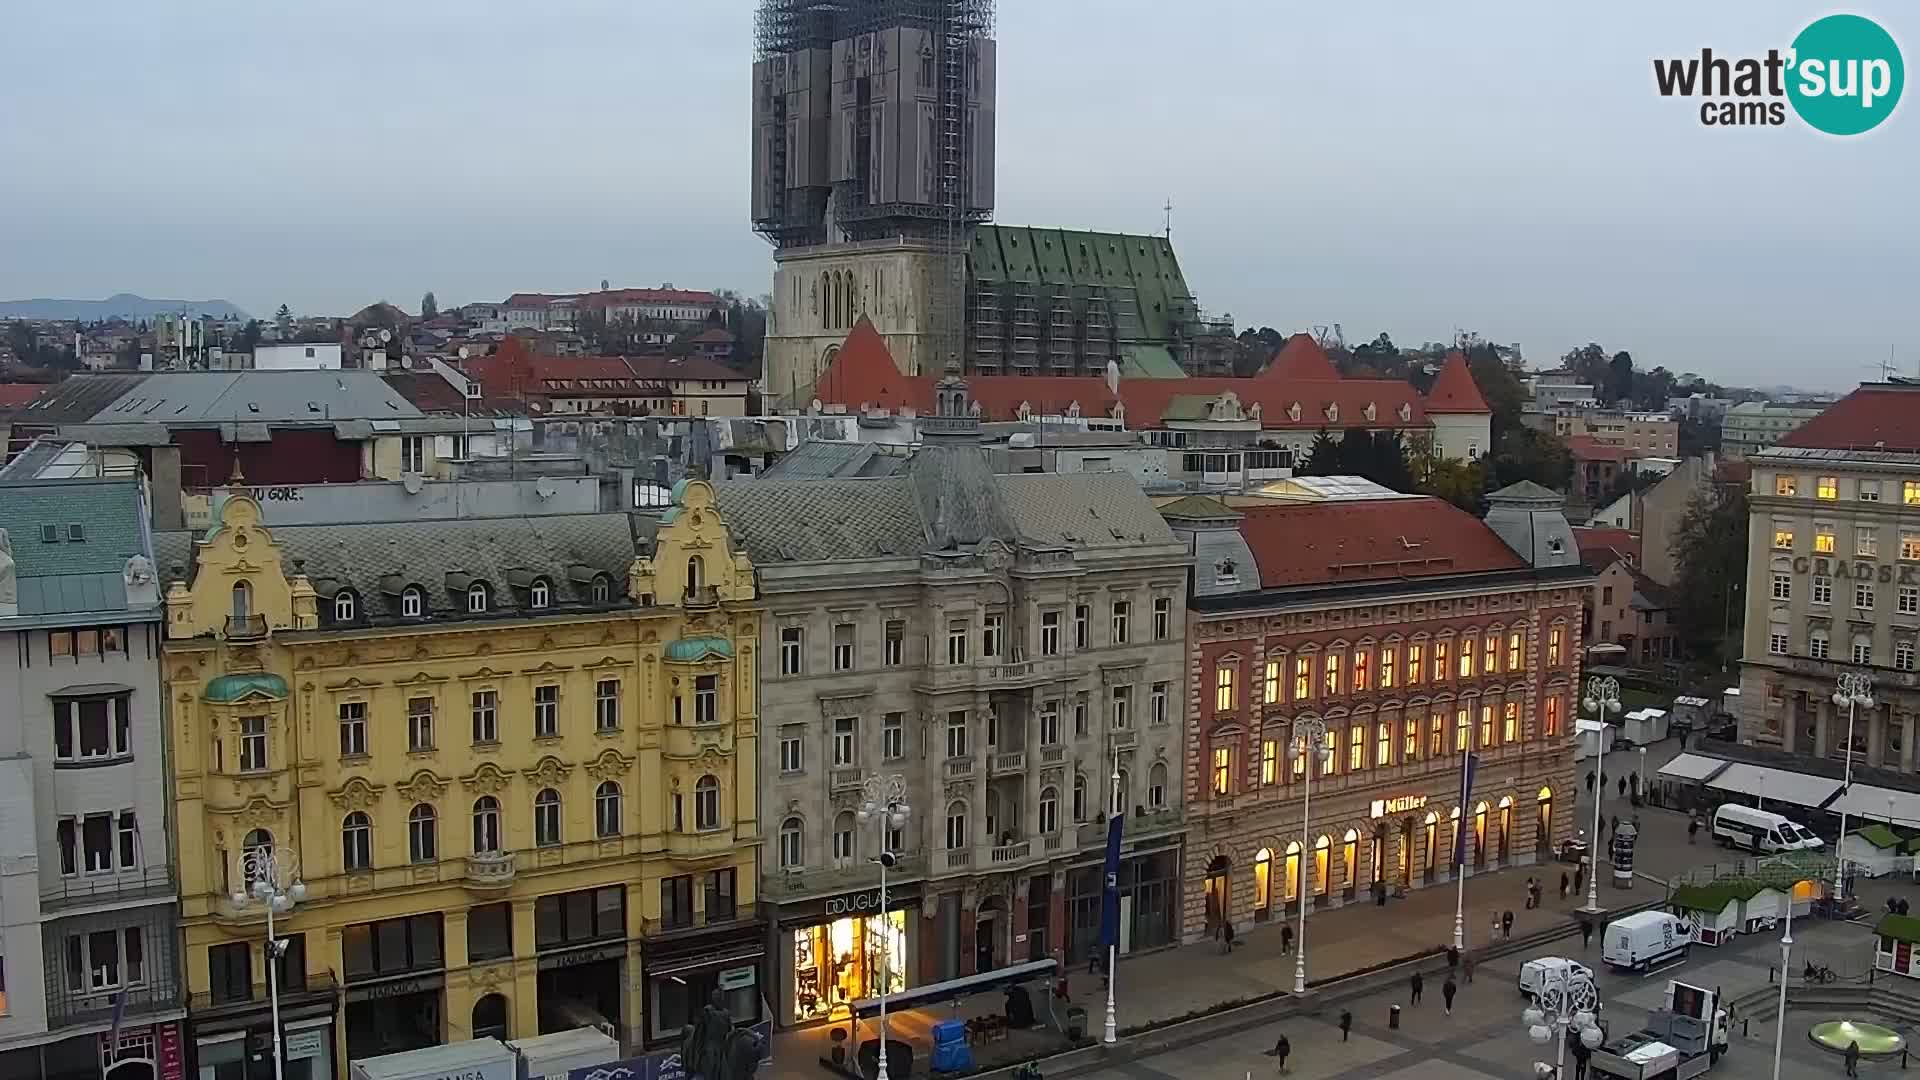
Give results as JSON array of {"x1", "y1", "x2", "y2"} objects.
[
  {"x1": 1581, "y1": 676, "x2": 1622, "y2": 912},
  {"x1": 1831, "y1": 671, "x2": 1874, "y2": 901},
  {"x1": 230, "y1": 845, "x2": 306, "y2": 1080},
  {"x1": 1523, "y1": 961, "x2": 1603, "y2": 1080},
  {"x1": 1291, "y1": 717, "x2": 1332, "y2": 995},
  {"x1": 1771, "y1": 875, "x2": 1802, "y2": 1080},
  {"x1": 1103, "y1": 748, "x2": 1120, "y2": 1044},
  {"x1": 856, "y1": 775, "x2": 911, "y2": 1080}
]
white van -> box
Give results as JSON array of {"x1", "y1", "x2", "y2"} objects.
[
  {"x1": 1711, "y1": 804, "x2": 1825, "y2": 854},
  {"x1": 1518, "y1": 956, "x2": 1594, "y2": 1001},
  {"x1": 1603, "y1": 911, "x2": 1693, "y2": 972}
]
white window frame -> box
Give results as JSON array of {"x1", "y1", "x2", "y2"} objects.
[
  {"x1": 239, "y1": 716, "x2": 269, "y2": 772},
  {"x1": 832, "y1": 623, "x2": 855, "y2": 672},
  {"x1": 594, "y1": 679, "x2": 620, "y2": 731},
  {"x1": 779, "y1": 735, "x2": 803, "y2": 774},
  {"x1": 338, "y1": 701, "x2": 367, "y2": 758},
  {"x1": 883, "y1": 712, "x2": 904, "y2": 760},
  {"x1": 533, "y1": 684, "x2": 559, "y2": 737},
  {"x1": 832, "y1": 716, "x2": 857, "y2": 767}
]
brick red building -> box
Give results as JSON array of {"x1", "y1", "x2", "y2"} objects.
[{"x1": 1161, "y1": 481, "x2": 1591, "y2": 941}]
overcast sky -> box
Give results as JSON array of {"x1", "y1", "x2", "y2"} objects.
[{"x1": 1, "y1": 1, "x2": 1913, "y2": 390}]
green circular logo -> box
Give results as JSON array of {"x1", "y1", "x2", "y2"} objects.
[{"x1": 1787, "y1": 14, "x2": 1904, "y2": 135}]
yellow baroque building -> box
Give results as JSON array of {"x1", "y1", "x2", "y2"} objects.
[{"x1": 157, "y1": 481, "x2": 763, "y2": 1079}]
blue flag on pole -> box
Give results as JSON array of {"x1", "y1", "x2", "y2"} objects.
[
  {"x1": 1099, "y1": 811, "x2": 1124, "y2": 948},
  {"x1": 1453, "y1": 753, "x2": 1479, "y2": 867}
]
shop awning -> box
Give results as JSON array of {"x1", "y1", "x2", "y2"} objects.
[
  {"x1": 1657, "y1": 753, "x2": 1731, "y2": 783},
  {"x1": 1705, "y1": 762, "x2": 1843, "y2": 810},
  {"x1": 849, "y1": 958, "x2": 1057, "y2": 1018},
  {"x1": 1827, "y1": 782, "x2": 1920, "y2": 829}
]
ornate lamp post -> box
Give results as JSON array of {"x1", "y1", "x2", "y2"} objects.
[
  {"x1": 856, "y1": 775, "x2": 911, "y2": 1080},
  {"x1": 1292, "y1": 717, "x2": 1332, "y2": 995},
  {"x1": 1524, "y1": 962, "x2": 1603, "y2": 1080},
  {"x1": 230, "y1": 845, "x2": 306, "y2": 1080},
  {"x1": 1832, "y1": 671, "x2": 1874, "y2": 900},
  {"x1": 1103, "y1": 748, "x2": 1120, "y2": 1044},
  {"x1": 1581, "y1": 676, "x2": 1622, "y2": 912}
]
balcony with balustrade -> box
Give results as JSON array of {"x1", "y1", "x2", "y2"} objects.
[
  {"x1": 913, "y1": 655, "x2": 1079, "y2": 695},
  {"x1": 463, "y1": 850, "x2": 516, "y2": 890}
]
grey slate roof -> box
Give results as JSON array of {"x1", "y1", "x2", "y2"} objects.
[
  {"x1": 11, "y1": 373, "x2": 151, "y2": 425},
  {"x1": 0, "y1": 477, "x2": 149, "y2": 616},
  {"x1": 758, "y1": 441, "x2": 903, "y2": 481},
  {"x1": 155, "y1": 513, "x2": 635, "y2": 624},
  {"x1": 713, "y1": 447, "x2": 1177, "y2": 564},
  {"x1": 87, "y1": 370, "x2": 424, "y2": 426}
]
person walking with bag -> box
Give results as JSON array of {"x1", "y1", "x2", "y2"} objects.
[
  {"x1": 1442, "y1": 975, "x2": 1458, "y2": 1016},
  {"x1": 1410, "y1": 970, "x2": 1424, "y2": 1004}
]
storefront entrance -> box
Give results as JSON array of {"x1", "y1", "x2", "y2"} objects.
[
  {"x1": 1202, "y1": 855, "x2": 1230, "y2": 933},
  {"x1": 344, "y1": 980, "x2": 443, "y2": 1061},
  {"x1": 974, "y1": 896, "x2": 1005, "y2": 974},
  {"x1": 536, "y1": 947, "x2": 623, "y2": 1037},
  {"x1": 791, "y1": 909, "x2": 906, "y2": 1023},
  {"x1": 1067, "y1": 849, "x2": 1179, "y2": 965}
]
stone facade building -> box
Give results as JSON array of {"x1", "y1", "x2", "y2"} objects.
[
  {"x1": 1163, "y1": 482, "x2": 1589, "y2": 942},
  {"x1": 0, "y1": 478, "x2": 185, "y2": 1080},
  {"x1": 714, "y1": 376, "x2": 1189, "y2": 1026},
  {"x1": 1738, "y1": 383, "x2": 1920, "y2": 762}
]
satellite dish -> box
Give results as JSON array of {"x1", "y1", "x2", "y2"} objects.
[
  {"x1": 535, "y1": 477, "x2": 556, "y2": 499},
  {"x1": 402, "y1": 473, "x2": 424, "y2": 494},
  {"x1": 458, "y1": 346, "x2": 470, "y2": 360},
  {"x1": 379, "y1": 328, "x2": 393, "y2": 343}
]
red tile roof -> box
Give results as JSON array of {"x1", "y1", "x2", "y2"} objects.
[
  {"x1": 0, "y1": 382, "x2": 50, "y2": 409},
  {"x1": 813, "y1": 322, "x2": 1431, "y2": 431},
  {"x1": 1259, "y1": 333, "x2": 1340, "y2": 381},
  {"x1": 1236, "y1": 497, "x2": 1527, "y2": 588},
  {"x1": 1571, "y1": 526, "x2": 1640, "y2": 570},
  {"x1": 1566, "y1": 435, "x2": 1630, "y2": 463},
  {"x1": 1776, "y1": 384, "x2": 1920, "y2": 454},
  {"x1": 1423, "y1": 351, "x2": 1492, "y2": 414},
  {"x1": 465, "y1": 337, "x2": 745, "y2": 410}
]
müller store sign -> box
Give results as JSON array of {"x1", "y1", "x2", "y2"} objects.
[
  {"x1": 1790, "y1": 556, "x2": 1920, "y2": 584},
  {"x1": 1371, "y1": 794, "x2": 1429, "y2": 818}
]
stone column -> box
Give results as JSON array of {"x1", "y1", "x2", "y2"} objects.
[
  {"x1": 1903, "y1": 710, "x2": 1916, "y2": 774},
  {"x1": 510, "y1": 897, "x2": 541, "y2": 1040},
  {"x1": 1814, "y1": 695, "x2": 1832, "y2": 759},
  {"x1": 1868, "y1": 704, "x2": 1887, "y2": 768},
  {"x1": 1048, "y1": 869, "x2": 1068, "y2": 963},
  {"x1": 443, "y1": 909, "x2": 473, "y2": 1043}
]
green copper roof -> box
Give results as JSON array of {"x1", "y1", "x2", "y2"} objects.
[
  {"x1": 1855, "y1": 824, "x2": 1903, "y2": 849},
  {"x1": 664, "y1": 636, "x2": 733, "y2": 663},
  {"x1": 204, "y1": 672, "x2": 290, "y2": 703},
  {"x1": 1878, "y1": 913, "x2": 1920, "y2": 944},
  {"x1": 971, "y1": 225, "x2": 1199, "y2": 348}
]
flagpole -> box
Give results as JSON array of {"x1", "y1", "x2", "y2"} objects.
[{"x1": 1453, "y1": 749, "x2": 1469, "y2": 951}]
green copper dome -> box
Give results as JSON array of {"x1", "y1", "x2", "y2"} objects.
[
  {"x1": 664, "y1": 637, "x2": 733, "y2": 663},
  {"x1": 204, "y1": 673, "x2": 290, "y2": 703}
]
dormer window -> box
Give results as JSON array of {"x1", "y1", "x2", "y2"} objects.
[
  {"x1": 529, "y1": 579, "x2": 551, "y2": 609},
  {"x1": 402, "y1": 587, "x2": 425, "y2": 618},
  {"x1": 467, "y1": 583, "x2": 490, "y2": 613},
  {"x1": 591, "y1": 576, "x2": 612, "y2": 604},
  {"x1": 334, "y1": 590, "x2": 357, "y2": 623},
  {"x1": 1215, "y1": 559, "x2": 1240, "y2": 587}
]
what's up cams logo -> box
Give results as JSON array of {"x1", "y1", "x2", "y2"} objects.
[{"x1": 1654, "y1": 13, "x2": 1903, "y2": 134}]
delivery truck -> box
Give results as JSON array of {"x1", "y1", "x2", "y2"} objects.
[
  {"x1": 349, "y1": 1038, "x2": 518, "y2": 1080},
  {"x1": 1602, "y1": 911, "x2": 1693, "y2": 972},
  {"x1": 1589, "y1": 980, "x2": 1727, "y2": 1080}
]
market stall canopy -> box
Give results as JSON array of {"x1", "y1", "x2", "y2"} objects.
[
  {"x1": 1705, "y1": 761, "x2": 1843, "y2": 810},
  {"x1": 1827, "y1": 782, "x2": 1920, "y2": 829},
  {"x1": 1657, "y1": 753, "x2": 1732, "y2": 783}
]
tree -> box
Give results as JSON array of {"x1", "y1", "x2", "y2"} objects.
[
  {"x1": 1301, "y1": 429, "x2": 1341, "y2": 475},
  {"x1": 1465, "y1": 347, "x2": 1527, "y2": 439},
  {"x1": 274, "y1": 303, "x2": 293, "y2": 326},
  {"x1": 1415, "y1": 454, "x2": 1487, "y2": 513},
  {"x1": 1489, "y1": 426, "x2": 1572, "y2": 492},
  {"x1": 239, "y1": 320, "x2": 263, "y2": 350},
  {"x1": 1607, "y1": 351, "x2": 1634, "y2": 403},
  {"x1": 420, "y1": 292, "x2": 438, "y2": 319},
  {"x1": 1669, "y1": 484, "x2": 1750, "y2": 667}
]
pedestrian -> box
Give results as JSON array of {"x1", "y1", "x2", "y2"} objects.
[
  {"x1": 1464, "y1": 954, "x2": 1477, "y2": 983},
  {"x1": 1689, "y1": 818, "x2": 1700, "y2": 844},
  {"x1": 1340, "y1": 1009, "x2": 1353, "y2": 1042},
  {"x1": 1560, "y1": 871, "x2": 1570, "y2": 900},
  {"x1": 1410, "y1": 970, "x2": 1424, "y2": 1004},
  {"x1": 1267, "y1": 1033, "x2": 1292, "y2": 1074},
  {"x1": 1585, "y1": 771, "x2": 1595, "y2": 793},
  {"x1": 1375, "y1": 879, "x2": 1388, "y2": 907},
  {"x1": 1442, "y1": 975, "x2": 1458, "y2": 1015},
  {"x1": 1528, "y1": 878, "x2": 1541, "y2": 910},
  {"x1": 1502, "y1": 909, "x2": 1515, "y2": 939},
  {"x1": 1846, "y1": 1039, "x2": 1861, "y2": 1078},
  {"x1": 1618, "y1": 776, "x2": 1627, "y2": 798},
  {"x1": 1222, "y1": 919, "x2": 1237, "y2": 954},
  {"x1": 1581, "y1": 920, "x2": 1595, "y2": 949},
  {"x1": 1575, "y1": 864, "x2": 1586, "y2": 894},
  {"x1": 1447, "y1": 944, "x2": 1459, "y2": 972},
  {"x1": 1281, "y1": 923, "x2": 1294, "y2": 954}
]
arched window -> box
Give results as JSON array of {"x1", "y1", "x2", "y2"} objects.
[
  {"x1": 1342, "y1": 828, "x2": 1359, "y2": 892},
  {"x1": 231, "y1": 580, "x2": 252, "y2": 620},
  {"x1": 467, "y1": 582, "x2": 490, "y2": 613},
  {"x1": 594, "y1": 782, "x2": 622, "y2": 838},
  {"x1": 529, "y1": 579, "x2": 551, "y2": 610},
  {"x1": 1148, "y1": 762, "x2": 1169, "y2": 808},
  {"x1": 534, "y1": 789, "x2": 562, "y2": 847},
  {"x1": 1423, "y1": 810, "x2": 1440, "y2": 872},
  {"x1": 1039, "y1": 786, "x2": 1059, "y2": 834},
  {"x1": 402, "y1": 586, "x2": 424, "y2": 618},
  {"x1": 694, "y1": 775, "x2": 720, "y2": 830},
  {"x1": 242, "y1": 828, "x2": 273, "y2": 887},
  {"x1": 945, "y1": 801, "x2": 968, "y2": 849},
  {"x1": 1254, "y1": 847, "x2": 1273, "y2": 915},
  {"x1": 473, "y1": 796, "x2": 501, "y2": 853},
  {"x1": 686, "y1": 556, "x2": 704, "y2": 596},
  {"x1": 342, "y1": 812, "x2": 371, "y2": 871},
  {"x1": 1072, "y1": 773, "x2": 1087, "y2": 820},
  {"x1": 472, "y1": 993, "x2": 509, "y2": 1041},
  {"x1": 1314, "y1": 834, "x2": 1332, "y2": 896},
  {"x1": 778, "y1": 816, "x2": 804, "y2": 869},
  {"x1": 1448, "y1": 806, "x2": 1463, "y2": 867},
  {"x1": 590, "y1": 575, "x2": 612, "y2": 604},
  {"x1": 1537, "y1": 786, "x2": 1554, "y2": 853},
  {"x1": 407, "y1": 804, "x2": 437, "y2": 863},
  {"x1": 333, "y1": 590, "x2": 357, "y2": 623},
  {"x1": 833, "y1": 811, "x2": 855, "y2": 864},
  {"x1": 1283, "y1": 840, "x2": 1302, "y2": 903},
  {"x1": 1474, "y1": 800, "x2": 1490, "y2": 866}
]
